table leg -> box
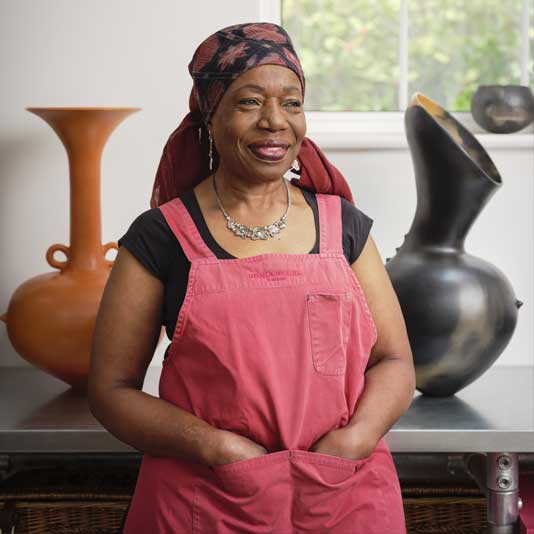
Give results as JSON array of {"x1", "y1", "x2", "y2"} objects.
[{"x1": 464, "y1": 452, "x2": 523, "y2": 534}]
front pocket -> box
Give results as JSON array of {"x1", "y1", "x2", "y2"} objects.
[
  {"x1": 306, "y1": 292, "x2": 353, "y2": 375},
  {"x1": 192, "y1": 450, "x2": 376, "y2": 534},
  {"x1": 290, "y1": 450, "x2": 381, "y2": 533},
  {"x1": 193, "y1": 451, "x2": 291, "y2": 534}
]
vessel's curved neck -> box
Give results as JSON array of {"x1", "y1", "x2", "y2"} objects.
[
  {"x1": 65, "y1": 141, "x2": 104, "y2": 270},
  {"x1": 409, "y1": 167, "x2": 497, "y2": 251},
  {"x1": 404, "y1": 105, "x2": 500, "y2": 251},
  {"x1": 28, "y1": 109, "x2": 138, "y2": 270}
]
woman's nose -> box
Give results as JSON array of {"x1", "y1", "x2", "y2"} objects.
[{"x1": 258, "y1": 100, "x2": 288, "y2": 131}]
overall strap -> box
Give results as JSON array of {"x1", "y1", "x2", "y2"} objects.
[
  {"x1": 316, "y1": 193, "x2": 343, "y2": 255},
  {"x1": 159, "y1": 197, "x2": 216, "y2": 262}
]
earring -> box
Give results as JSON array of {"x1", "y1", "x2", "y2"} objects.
[
  {"x1": 208, "y1": 130, "x2": 213, "y2": 171},
  {"x1": 291, "y1": 158, "x2": 300, "y2": 173}
]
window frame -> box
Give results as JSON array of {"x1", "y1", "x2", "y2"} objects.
[{"x1": 259, "y1": 0, "x2": 534, "y2": 143}]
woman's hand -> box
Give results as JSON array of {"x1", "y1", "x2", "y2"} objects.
[
  {"x1": 210, "y1": 426, "x2": 375, "y2": 466},
  {"x1": 210, "y1": 429, "x2": 268, "y2": 466},
  {"x1": 308, "y1": 427, "x2": 374, "y2": 461}
]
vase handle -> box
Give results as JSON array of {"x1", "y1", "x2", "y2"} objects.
[
  {"x1": 46, "y1": 244, "x2": 70, "y2": 270},
  {"x1": 102, "y1": 242, "x2": 119, "y2": 268}
]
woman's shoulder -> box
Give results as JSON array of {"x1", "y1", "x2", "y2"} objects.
[
  {"x1": 339, "y1": 196, "x2": 374, "y2": 264},
  {"x1": 312, "y1": 190, "x2": 373, "y2": 229},
  {"x1": 118, "y1": 207, "x2": 175, "y2": 249},
  {"x1": 123, "y1": 206, "x2": 169, "y2": 231},
  {"x1": 300, "y1": 189, "x2": 373, "y2": 264},
  {"x1": 118, "y1": 207, "x2": 178, "y2": 282},
  {"x1": 339, "y1": 195, "x2": 373, "y2": 222}
]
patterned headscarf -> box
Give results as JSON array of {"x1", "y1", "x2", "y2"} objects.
[{"x1": 150, "y1": 22, "x2": 354, "y2": 208}]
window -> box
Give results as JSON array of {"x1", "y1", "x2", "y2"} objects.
[{"x1": 279, "y1": 0, "x2": 532, "y2": 113}]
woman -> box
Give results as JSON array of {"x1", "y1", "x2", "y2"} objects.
[{"x1": 89, "y1": 22, "x2": 415, "y2": 534}]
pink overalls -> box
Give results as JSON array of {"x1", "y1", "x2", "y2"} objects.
[{"x1": 123, "y1": 193, "x2": 406, "y2": 533}]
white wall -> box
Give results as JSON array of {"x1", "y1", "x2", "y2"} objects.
[{"x1": 0, "y1": 1, "x2": 532, "y2": 369}]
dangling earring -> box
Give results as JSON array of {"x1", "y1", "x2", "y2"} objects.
[
  {"x1": 284, "y1": 158, "x2": 301, "y2": 181},
  {"x1": 208, "y1": 130, "x2": 214, "y2": 171}
]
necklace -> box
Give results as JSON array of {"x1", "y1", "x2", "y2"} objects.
[{"x1": 212, "y1": 173, "x2": 291, "y2": 240}]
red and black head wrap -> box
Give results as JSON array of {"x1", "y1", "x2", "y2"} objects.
[{"x1": 150, "y1": 22, "x2": 354, "y2": 208}]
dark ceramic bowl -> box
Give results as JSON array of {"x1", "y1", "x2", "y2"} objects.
[{"x1": 471, "y1": 85, "x2": 534, "y2": 133}]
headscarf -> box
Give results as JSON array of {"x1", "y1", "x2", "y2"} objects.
[{"x1": 150, "y1": 22, "x2": 355, "y2": 208}]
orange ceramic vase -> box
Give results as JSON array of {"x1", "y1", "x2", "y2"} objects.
[{"x1": 1, "y1": 107, "x2": 140, "y2": 391}]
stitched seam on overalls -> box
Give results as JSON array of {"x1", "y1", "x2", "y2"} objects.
[
  {"x1": 192, "y1": 254, "x2": 343, "y2": 293},
  {"x1": 342, "y1": 293, "x2": 354, "y2": 353},
  {"x1": 290, "y1": 455, "x2": 362, "y2": 471},
  {"x1": 213, "y1": 452, "x2": 289, "y2": 474},
  {"x1": 195, "y1": 278, "x2": 326, "y2": 294},
  {"x1": 195, "y1": 251, "x2": 342, "y2": 266},
  {"x1": 306, "y1": 291, "x2": 351, "y2": 376},
  {"x1": 185, "y1": 199, "x2": 216, "y2": 260},
  {"x1": 192, "y1": 483, "x2": 201, "y2": 534},
  {"x1": 163, "y1": 197, "x2": 217, "y2": 261},
  {"x1": 171, "y1": 261, "x2": 199, "y2": 346},
  {"x1": 344, "y1": 261, "x2": 378, "y2": 344},
  {"x1": 318, "y1": 195, "x2": 329, "y2": 255}
]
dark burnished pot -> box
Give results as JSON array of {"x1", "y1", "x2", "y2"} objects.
[
  {"x1": 385, "y1": 93, "x2": 522, "y2": 397},
  {"x1": 471, "y1": 85, "x2": 534, "y2": 133}
]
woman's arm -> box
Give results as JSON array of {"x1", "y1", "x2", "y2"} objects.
[
  {"x1": 88, "y1": 246, "x2": 223, "y2": 465},
  {"x1": 345, "y1": 233, "x2": 416, "y2": 450}
]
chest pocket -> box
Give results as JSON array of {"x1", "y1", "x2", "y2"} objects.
[{"x1": 306, "y1": 292, "x2": 353, "y2": 376}]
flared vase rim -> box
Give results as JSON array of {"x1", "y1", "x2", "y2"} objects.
[{"x1": 408, "y1": 93, "x2": 502, "y2": 188}]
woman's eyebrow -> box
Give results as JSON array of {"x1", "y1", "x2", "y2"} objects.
[{"x1": 234, "y1": 84, "x2": 301, "y2": 94}]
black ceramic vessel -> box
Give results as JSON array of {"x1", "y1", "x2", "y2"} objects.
[
  {"x1": 385, "y1": 93, "x2": 522, "y2": 397},
  {"x1": 471, "y1": 85, "x2": 534, "y2": 133}
]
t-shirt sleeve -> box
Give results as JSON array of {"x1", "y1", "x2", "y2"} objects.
[
  {"x1": 340, "y1": 197, "x2": 374, "y2": 265},
  {"x1": 117, "y1": 208, "x2": 174, "y2": 282}
]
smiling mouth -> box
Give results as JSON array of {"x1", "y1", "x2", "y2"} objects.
[{"x1": 248, "y1": 145, "x2": 289, "y2": 162}]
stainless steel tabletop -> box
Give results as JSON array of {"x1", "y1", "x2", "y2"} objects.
[{"x1": 1, "y1": 365, "x2": 532, "y2": 454}]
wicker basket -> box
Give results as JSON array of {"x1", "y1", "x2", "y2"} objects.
[
  {"x1": 0, "y1": 461, "x2": 135, "y2": 534},
  {"x1": 0, "y1": 498, "x2": 129, "y2": 534},
  {"x1": 402, "y1": 486, "x2": 487, "y2": 534}
]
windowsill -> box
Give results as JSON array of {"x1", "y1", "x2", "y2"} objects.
[
  {"x1": 304, "y1": 111, "x2": 534, "y2": 151},
  {"x1": 306, "y1": 131, "x2": 534, "y2": 151}
]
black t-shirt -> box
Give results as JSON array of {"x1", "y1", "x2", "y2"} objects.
[{"x1": 118, "y1": 188, "x2": 373, "y2": 341}]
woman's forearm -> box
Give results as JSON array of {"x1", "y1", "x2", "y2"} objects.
[
  {"x1": 346, "y1": 357, "x2": 416, "y2": 448},
  {"x1": 89, "y1": 387, "x2": 222, "y2": 465}
]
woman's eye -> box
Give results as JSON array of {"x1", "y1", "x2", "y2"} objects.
[{"x1": 238, "y1": 98, "x2": 301, "y2": 108}]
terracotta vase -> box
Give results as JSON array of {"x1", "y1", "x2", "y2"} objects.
[
  {"x1": 1, "y1": 107, "x2": 140, "y2": 391},
  {"x1": 384, "y1": 94, "x2": 522, "y2": 397}
]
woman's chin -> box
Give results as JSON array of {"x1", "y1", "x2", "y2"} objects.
[
  {"x1": 243, "y1": 154, "x2": 294, "y2": 179},
  {"x1": 250, "y1": 165, "x2": 291, "y2": 182}
]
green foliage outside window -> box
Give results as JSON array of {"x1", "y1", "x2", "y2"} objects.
[{"x1": 282, "y1": 0, "x2": 533, "y2": 111}]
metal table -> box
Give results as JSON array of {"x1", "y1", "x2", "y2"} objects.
[{"x1": 1, "y1": 364, "x2": 533, "y2": 533}]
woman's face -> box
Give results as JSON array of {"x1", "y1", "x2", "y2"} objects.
[{"x1": 209, "y1": 64, "x2": 306, "y2": 184}]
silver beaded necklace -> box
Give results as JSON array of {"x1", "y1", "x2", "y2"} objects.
[{"x1": 212, "y1": 173, "x2": 291, "y2": 240}]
